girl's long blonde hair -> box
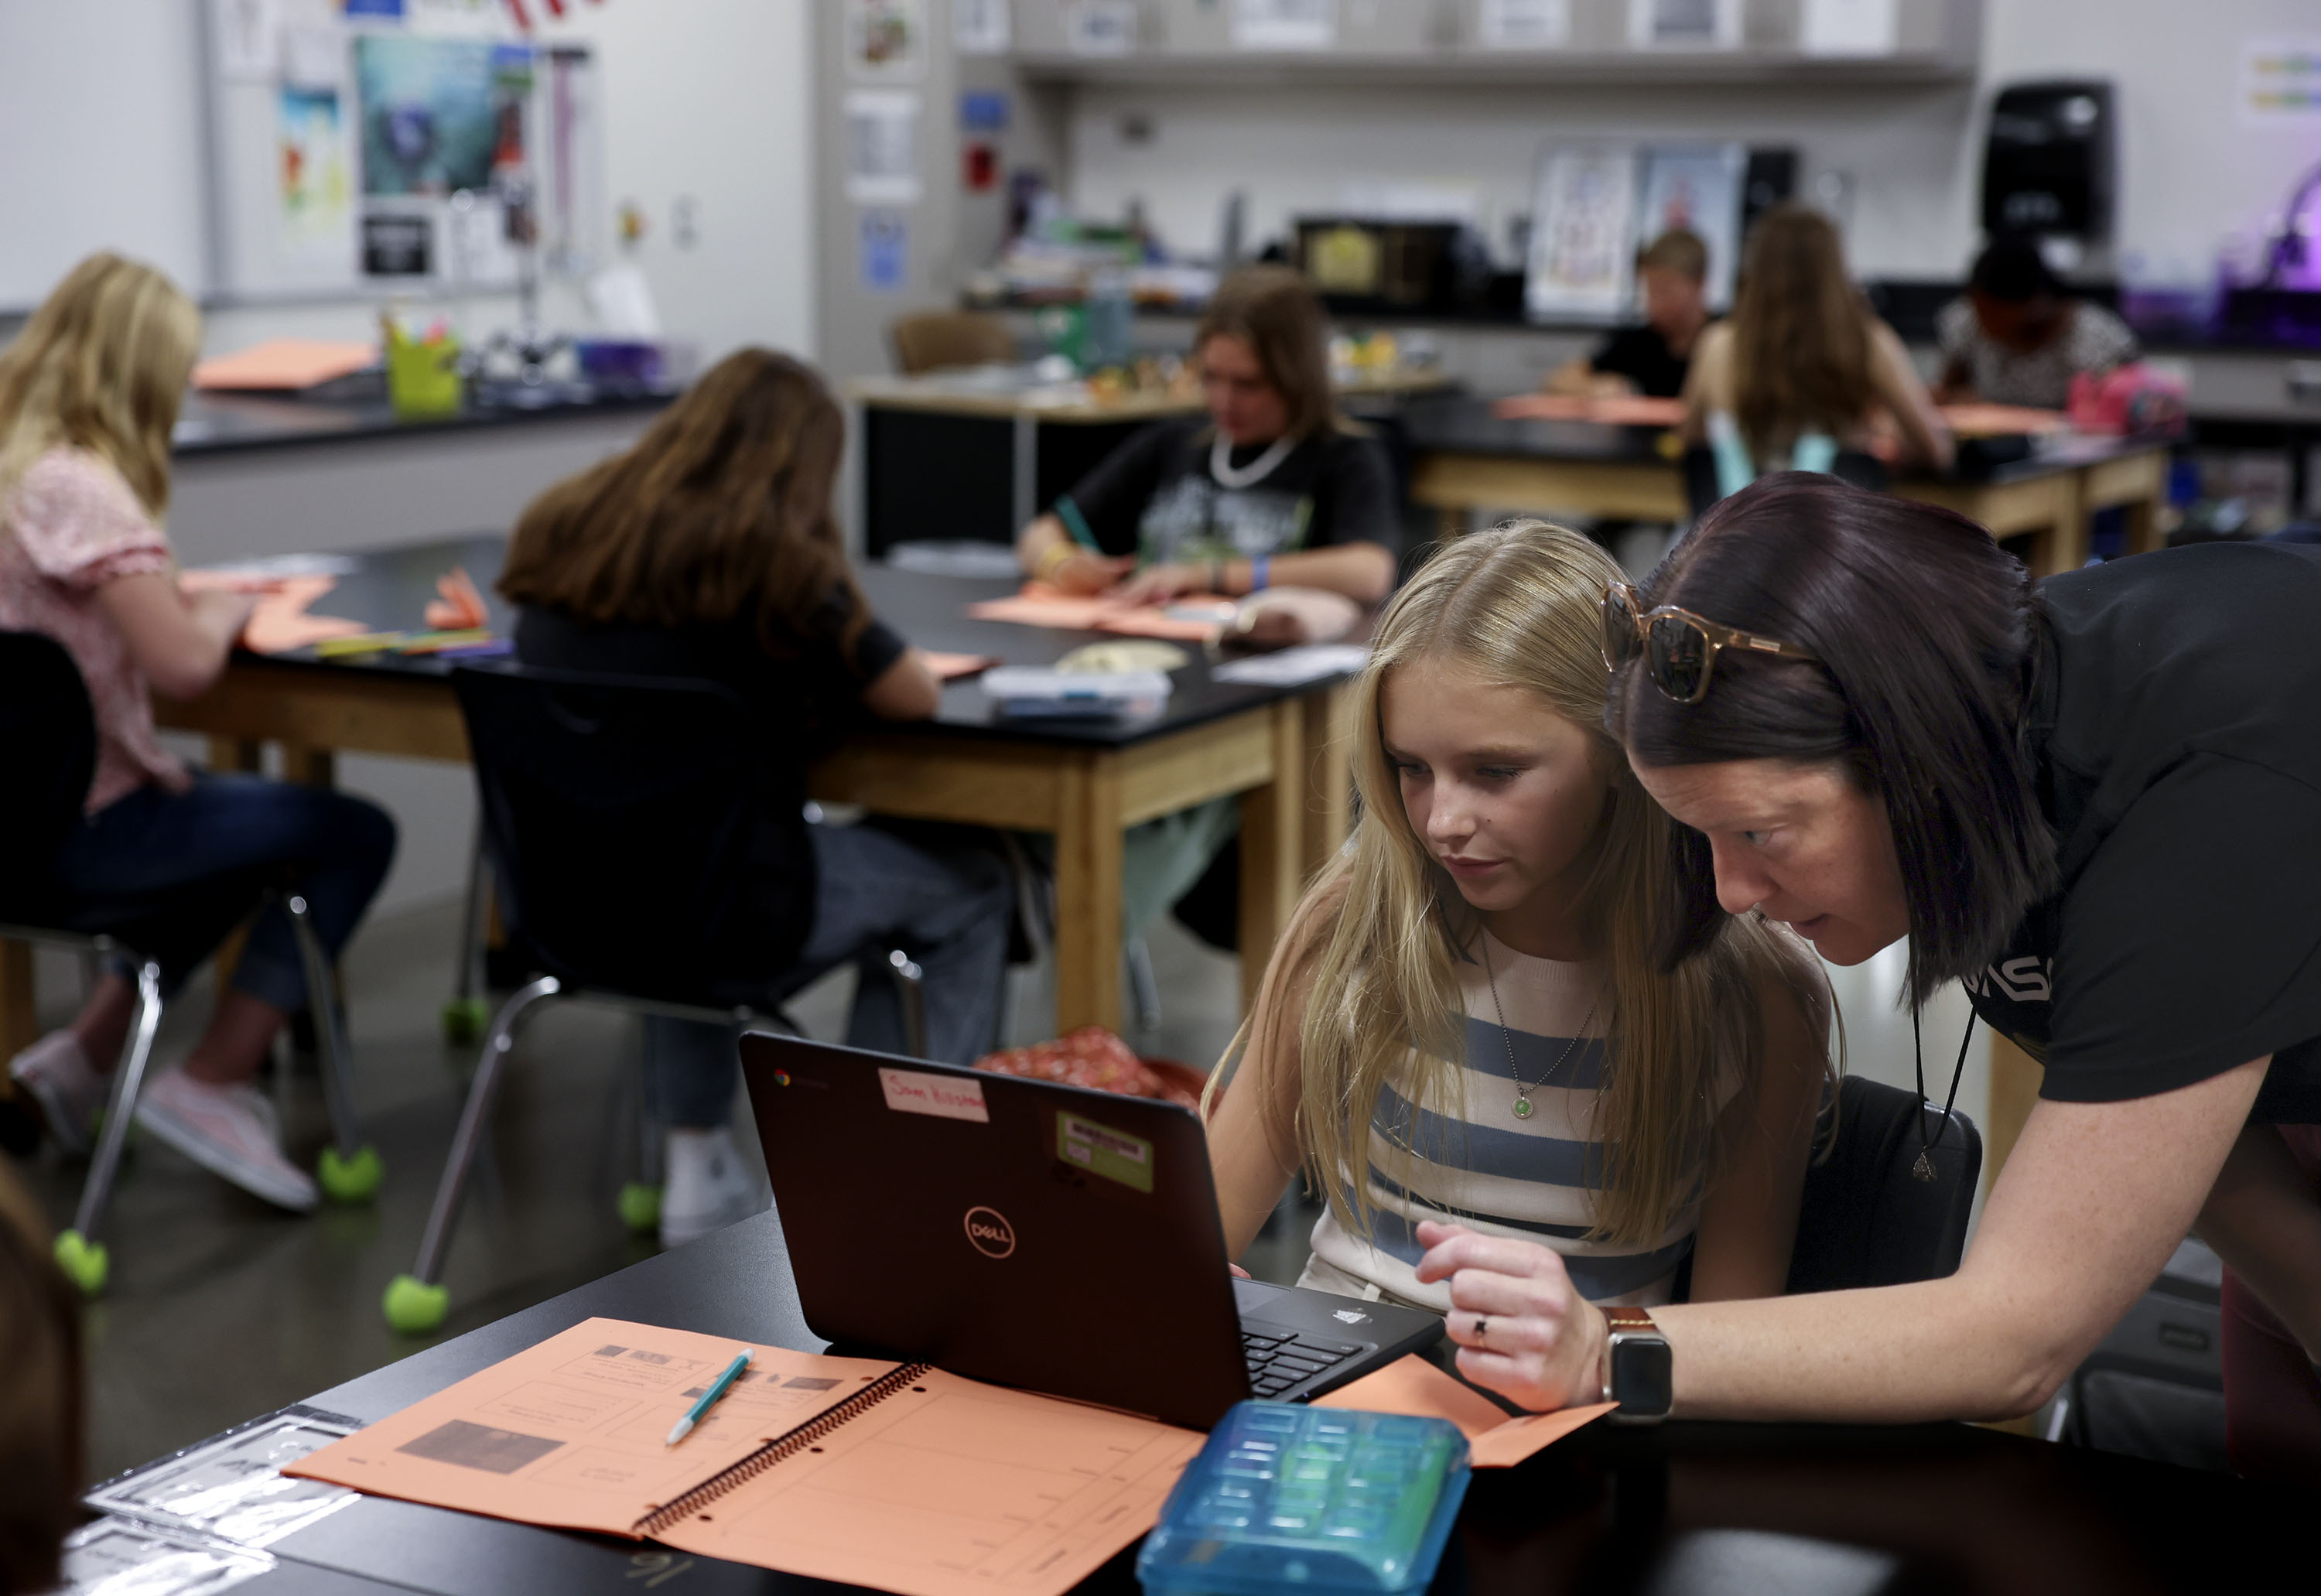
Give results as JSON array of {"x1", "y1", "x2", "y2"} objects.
[
  {"x1": 0, "y1": 254, "x2": 202, "y2": 520},
  {"x1": 1216, "y1": 521, "x2": 1829, "y2": 1246}
]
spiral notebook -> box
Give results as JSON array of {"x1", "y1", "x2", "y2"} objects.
[{"x1": 286, "y1": 1317, "x2": 1203, "y2": 1596}]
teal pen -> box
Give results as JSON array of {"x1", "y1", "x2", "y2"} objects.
[{"x1": 665, "y1": 1348, "x2": 754, "y2": 1446}]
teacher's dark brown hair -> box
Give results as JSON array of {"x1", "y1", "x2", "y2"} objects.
[{"x1": 1610, "y1": 473, "x2": 2056, "y2": 1004}]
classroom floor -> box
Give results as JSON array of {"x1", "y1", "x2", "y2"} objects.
[{"x1": 15, "y1": 879, "x2": 1964, "y2": 1484}]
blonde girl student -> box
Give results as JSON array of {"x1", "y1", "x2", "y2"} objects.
[{"x1": 1205, "y1": 521, "x2": 1830, "y2": 1331}]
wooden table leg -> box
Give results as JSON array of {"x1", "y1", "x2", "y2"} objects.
[
  {"x1": 1300, "y1": 681, "x2": 1356, "y2": 884},
  {"x1": 2121, "y1": 481, "x2": 2164, "y2": 557},
  {"x1": 282, "y1": 746, "x2": 337, "y2": 787},
  {"x1": 209, "y1": 736, "x2": 265, "y2": 774},
  {"x1": 1052, "y1": 751, "x2": 1125, "y2": 1034},
  {"x1": 1238, "y1": 702, "x2": 1306, "y2": 1017},
  {"x1": 0, "y1": 939, "x2": 36, "y2": 1063}
]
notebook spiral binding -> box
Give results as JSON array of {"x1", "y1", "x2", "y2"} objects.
[{"x1": 634, "y1": 1362, "x2": 935, "y2": 1538}]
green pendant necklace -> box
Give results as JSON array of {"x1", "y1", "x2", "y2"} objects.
[{"x1": 1479, "y1": 934, "x2": 1597, "y2": 1121}]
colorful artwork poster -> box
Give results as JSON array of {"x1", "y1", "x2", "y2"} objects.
[
  {"x1": 1638, "y1": 144, "x2": 1744, "y2": 309},
  {"x1": 354, "y1": 35, "x2": 532, "y2": 197},
  {"x1": 1526, "y1": 145, "x2": 1640, "y2": 323},
  {"x1": 278, "y1": 85, "x2": 354, "y2": 259},
  {"x1": 847, "y1": 0, "x2": 925, "y2": 79}
]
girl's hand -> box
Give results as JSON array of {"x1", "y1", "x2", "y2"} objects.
[
  {"x1": 1109, "y1": 562, "x2": 1205, "y2": 607},
  {"x1": 1413, "y1": 1220, "x2": 1608, "y2": 1411},
  {"x1": 1048, "y1": 551, "x2": 1135, "y2": 595}
]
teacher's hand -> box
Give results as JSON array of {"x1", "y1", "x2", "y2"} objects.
[{"x1": 1413, "y1": 1220, "x2": 1608, "y2": 1412}]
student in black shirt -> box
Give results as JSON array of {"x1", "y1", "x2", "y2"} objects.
[
  {"x1": 1543, "y1": 229, "x2": 1711, "y2": 401},
  {"x1": 1410, "y1": 475, "x2": 2321, "y2": 1486},
  {"x1": 1014, "y1": 265, "x2": 1397, "y2": 610},
  {"x1": 499, "y1": 350, "x2": 1013, "y2": 1249}
]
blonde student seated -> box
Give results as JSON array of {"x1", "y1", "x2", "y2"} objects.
[{"x1": 1204, "y1": 521, "x2": 1830, "y2": 1314}]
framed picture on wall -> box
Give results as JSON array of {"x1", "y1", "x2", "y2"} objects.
[{"x1": 1637, "y1": 144, "x2": 1745, "y2": 311}]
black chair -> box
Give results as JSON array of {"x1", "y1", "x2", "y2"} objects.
[
  {"x1": 0, "y1": 632, "x2": 374, "y2": 1296},
  {"x1": 385, "y1": 663, "x2": 930, "y2": 1335},
  {"x1": 1784, "y1": 1075, "x2": 1982, "y2": 1295}
]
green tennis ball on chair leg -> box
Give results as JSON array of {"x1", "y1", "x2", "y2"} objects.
[
  {"x1": 617, "y1": 1183, "x2": 662, "y2": 1235},
  {"x1": 382, "y1": 1273, "x2": 448, "y2": 1335},
  {"x1": 440, "y1": 998, "x2": 488, "y2": 1044},
  {"x1": 318, "y1": 1144, "x2": 384, "y2": 1204},
  {"x1": 54, "y1": 1231, "x2": 108, "y2": 1296}
]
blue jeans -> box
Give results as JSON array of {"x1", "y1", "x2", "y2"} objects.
[
  {"x1": 643, "y1": 820, "x2": 1014, "y2": 1128},
  {"x1": 50, "y1": 773, "x2": 398, "y2": 1012}
]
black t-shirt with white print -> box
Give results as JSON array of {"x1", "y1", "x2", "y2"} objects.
[
  {"x1": 1055, "y1": 417, "x2": 1400, "y2": 570},
  {"x1": 1963, "y1": 541, "x2": 2321, "y2": 1124}
]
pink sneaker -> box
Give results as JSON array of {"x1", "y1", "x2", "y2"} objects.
[
  {"x1": 9, "y1": 1030, "x2": 108, "y2": 1154},
  {"x1": 134, "y1": 1071, "x2": 319, "y2": 1212}
]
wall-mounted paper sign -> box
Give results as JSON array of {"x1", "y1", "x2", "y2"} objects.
[
  {"x1": 844, "y1": 89, "x2": 921, "y2": 205},
  {"x1": 1068, "y1": 0, "x2": 1140, "y2": 56},
  {"x1": 1478, "y1": 0, "x2": 1571, "y2": 50},
  {"x1": 954, "y1": 0, "x2": 1012, "y2": 55},
  {"x1": 214, "y1": 0, "x2": 280, "y2": 81},
  {"x1": 1800, "y1": 0, "x2": 1898, "y2": 56},
  {"x1": 847, "y1": 0, "x2": 926, "y2": 80},
  {"x1": 1525, "y1": 145, "x2": 1641, "y2": 323},
  {"x1": 1232, "y1": 0, "x2": 1338, "y2": 51},
  {"x1": 1627, "y1": 0, "x2": 1739, "y2": 50}
]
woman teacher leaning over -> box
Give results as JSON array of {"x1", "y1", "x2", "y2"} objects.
[{"x1": 1413, "y1": 473, "x2": 2321, "y2": 1485}]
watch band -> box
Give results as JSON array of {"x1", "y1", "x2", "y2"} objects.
[{"x1": 1604, "y1": 1307, "x2": 1658, "y2": 1335}]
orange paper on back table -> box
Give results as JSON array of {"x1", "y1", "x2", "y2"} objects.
[
  {"x1": 966, "y1": 583, "x2": 1233, "y2": 642},
  {"x1": 286, "y1": 1317, "x2": 1202, "y2": 1596}
]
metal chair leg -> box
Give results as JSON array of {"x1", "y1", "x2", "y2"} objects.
[
  {"x1": 285, "y1": 892, "x2": 381, "y2": 1203},
  {"x1": 384, "y1": 976, "x2": 560, "y2": 1334},
  {"x1": 886, "y1": 949, "x2": 927, "y2": 1061},
  {"x1": 55, "y1": 959, "x2": 163, "y2": 1295},
  {"x1": 1126, "y1": 935, "x2": 1161, "y2": 1033},
  {"x1": 442, "y1": 829, "x2": 493, "y2": 1042}
]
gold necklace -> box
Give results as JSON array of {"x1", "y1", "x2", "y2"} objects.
[{"x1": 1479, "y1": 934, "x2": 1598, "y2": 1122}]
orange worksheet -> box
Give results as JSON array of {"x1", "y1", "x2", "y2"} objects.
[
  {"x1": 1313, "y1": 1355, "x2": 1615, "y2": 1468},
  {"x1": 1492, "y1": 393, "x2": 1687, "y2": 428},
  {"x1": 287, "y1": 1317, "x2": 1202, "y2": 1596},
  {"x1": 1940, "y1": 402, "x2": 2070, "y2": 437},
  {"x1": 966, "y1": 584, "x2": 1235, "y2": 642}
]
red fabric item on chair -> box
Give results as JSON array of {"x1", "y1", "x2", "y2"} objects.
[{"x1": 974, "y1": 1027, "x2": 1202, "y2": 1110}]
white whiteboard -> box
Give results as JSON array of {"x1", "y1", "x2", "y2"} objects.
[{"x1": 0, "y1": 1, "x2": 212, "y2": 313}]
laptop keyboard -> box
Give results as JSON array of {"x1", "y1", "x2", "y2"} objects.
[{"x1": 1241, "y1": 1325, "x2": 1366, "y2": 1399}]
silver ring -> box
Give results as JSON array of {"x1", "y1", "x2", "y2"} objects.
[{"x1": 1473, "y1": 1315, "x2": 1489, "y2": 1343}]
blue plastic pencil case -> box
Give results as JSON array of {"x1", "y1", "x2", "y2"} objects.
[{"x1": 1137, "y1": 1400, "x2": 1471, "y2": 1596}]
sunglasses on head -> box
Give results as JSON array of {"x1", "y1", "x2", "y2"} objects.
[{"x1": 1600, "y1": 580, "x2": 1820, "y2": 705}]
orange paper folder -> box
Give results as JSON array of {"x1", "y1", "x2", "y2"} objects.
[
  {"x1": 1312, "y1": 1355, "x2": 1615, "y2": 1468},
  {"x1": 192, "y1": 338, "x2": 380, "y2": 392},
  {"x1": 966, "y1": 584, "x2": 1236, "y2": 643},
  {"x1": 286, "y1": 1317, "x2": 1204, "y2": 1596}
]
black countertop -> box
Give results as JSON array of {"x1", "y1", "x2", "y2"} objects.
[
  {"x1": 110, "y1": 1205, "x2": 2313, "y2": 1594},
  {"x1": 220, "y1": 535, "x2": 1359, "y2": 749},
  {"x1": 171, "y1": 384, "x2": 673, "y2": 458}
]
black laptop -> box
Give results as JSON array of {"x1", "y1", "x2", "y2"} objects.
[{"x1": 739, "y1": 1034, "x2": 1442, "y2": 1430}]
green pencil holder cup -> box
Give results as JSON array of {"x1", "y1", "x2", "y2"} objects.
[{"x1": 387, "y1": 331, "x2": 464, "y2": 417}]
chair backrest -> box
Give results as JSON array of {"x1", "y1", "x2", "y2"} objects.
[
  {"x1": 889, "y1": 312, "x2": 1015, "y2": 376},
  {"x1": 450, "y1": 663, "x2": 804, "y2": 1006},
  {"x1": 1783, "y1": 1075, "x2": 1982, "y2": 1295},
  {"x1": 0, "y1": 631, "x2": 97, "y2": 914}
]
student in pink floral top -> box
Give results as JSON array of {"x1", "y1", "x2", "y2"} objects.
[{"x1": 1, "y1": 255, "x2": 395, "y2": 1212}]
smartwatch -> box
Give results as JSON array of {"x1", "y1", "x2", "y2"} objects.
[{"x1": 1599, "y1": 1306, "x2": 1672, "y2": 1423}]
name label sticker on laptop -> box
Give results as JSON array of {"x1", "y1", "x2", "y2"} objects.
[
  {"x1": 879, "y1": 1068, "x2": 990, "y2": 1123},
  {"x1": 1058, "y1": 1111, "x2": 1154, "y2": 1193}
]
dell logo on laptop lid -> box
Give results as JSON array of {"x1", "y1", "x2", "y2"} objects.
[{"x1": 963, "y1": 1206, "x2": 1017, "y2": 1259}]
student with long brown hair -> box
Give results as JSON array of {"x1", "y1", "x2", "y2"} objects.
[
  {"x1": 500, "y1": 347, "x2": 1013, "y2": 1247},
  {"x1": 1205, "y1": 520, "x2": 1830, "y2": 1317},
  {"x1": 1680, "y1": 204, "x2": 1951, "y2": 504},
  {"x1": 2, "y1": 254, "x2": 396, "y2": 1212}
]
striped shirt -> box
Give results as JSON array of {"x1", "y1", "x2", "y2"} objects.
[{"x1": 1301, "y1": 931, "x2": 1719, "y2": 1311}]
